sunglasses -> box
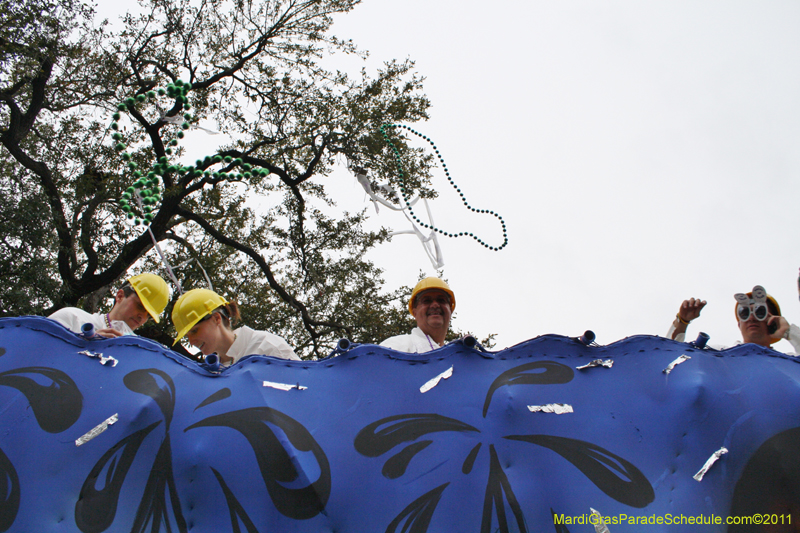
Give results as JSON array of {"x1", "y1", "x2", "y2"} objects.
[
  {"x1": 734, "y1": 285, "x2": 769, "y2": 322},
  {"x1": 736, "y1": 303, "x2": 768, "y2": 322},
  {"x1": 416, "y1": 295, "x2": 451, "y2": 307}
]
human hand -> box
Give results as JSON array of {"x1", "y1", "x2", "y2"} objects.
[
  {"x1": 95, "y1": 328, "x2": 124, "y2": 338},
  {"x1": 768, "y1": 315, "x2": 790, "y2": 342},
  {"x1": 678, "y1": 298, "x2": 706, "y2": 323}
]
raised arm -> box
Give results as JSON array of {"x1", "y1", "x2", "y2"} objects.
[{"x1": 667, "y1": 298, "x2": 706, "y2": 341}]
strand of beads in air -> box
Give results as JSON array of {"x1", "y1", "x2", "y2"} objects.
[
  {"x1": 111, "y1": 80, "x2": 270, "y2": 226},
  {"x1": 380, "y1": 124, "x2": 508, "y2": 251}
]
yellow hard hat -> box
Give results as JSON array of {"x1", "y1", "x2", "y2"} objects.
[
  {"x1": 408, "y1": 277, "x2": 455, "y2": 314},
  {"x1": 172, "y1": 288, "x2": 228, "y2": 344},
  {"x1": 128, "y1": 273, "x2": 169, "y2": 323}
]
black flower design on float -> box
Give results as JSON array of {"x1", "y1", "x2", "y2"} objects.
[
  {"x1": 355, "y1": 360, "x2": 655, "y2": 533},
  {"x1": 75, "y1": 368, "x2": 186, "y2": 533},
  {"x1": 73, "y1": 368, "x2": 331, "y2": 533},
  {"x1": 0, "y1": 366, "x2": 83, "y2": 532},
  {"x1": 185, "y1": 406, "x2": 331, "y2": 520}
]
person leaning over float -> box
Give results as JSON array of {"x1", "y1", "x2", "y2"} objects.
[
  {"x1": 380, "y1": 277, "x2": 455, "y2": 353},
  {"x1": 666, "y1": 285, "x2": 800, "y2": 354},
  {"x1": 172, "y1": 288, "x2": 299, "y2": 365},
  {"x1": 49, "y1": 273, "x2": 169, "y2": 338}
]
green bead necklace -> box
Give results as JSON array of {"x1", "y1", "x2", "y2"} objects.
[{"x1": 111, "y1": 80, "x2": 270, "y2": 226}]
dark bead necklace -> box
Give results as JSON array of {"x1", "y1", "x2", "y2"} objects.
[{"x1": 380, "y1": 124, "x2": 508, "y2": 251}]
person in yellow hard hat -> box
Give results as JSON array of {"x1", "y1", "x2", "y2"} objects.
[
  {"x1": 49, "y1": 273, "x2": 170, "y2": 338},
  {"x1": 666, "y1": 285, "x2": 800, "y2": 353},
  {"x1": 172, "y1": 288, "x2": 298, "y2": 364},
  {"x1": 380, "y1": 277, "x2": 455, "y2": 353}
]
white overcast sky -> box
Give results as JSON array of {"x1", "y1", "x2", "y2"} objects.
[
  {"x1": 326, "y1": 0, "x2": 800, "y2": 350},
  {"x1": 100, "y1": 1, "x2": 800, "y2": 351}
]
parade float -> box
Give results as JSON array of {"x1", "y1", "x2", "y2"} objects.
[{"x1": 1, "y1": 315, "x2": 798, "y2": 532}]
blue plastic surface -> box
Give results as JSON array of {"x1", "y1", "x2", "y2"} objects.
[{"x1": 0, "y1": 316, "x2": 799, "y2": 532}]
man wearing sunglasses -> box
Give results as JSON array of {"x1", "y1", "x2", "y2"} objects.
[
  {"x1": 667, "y1": 285, "x2": 800, "y2": 352},
  {"x1": 380, "y1": 277, "x2": 455, "y2": 353}
]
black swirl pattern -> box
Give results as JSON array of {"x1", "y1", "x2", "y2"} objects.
[
  {"x1": 185, "y1": 407, "x2": 331, "y2": 520},
  {"x1": 0, "y1": 367, "x2": 82, "y2": 433},
  {"x1": 355, "y1": 360, "x2": 654, "y2": 532}
]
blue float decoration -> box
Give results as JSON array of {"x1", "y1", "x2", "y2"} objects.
[{"x1": 0, "y1": 316, "x2": 799, "y2": 532}]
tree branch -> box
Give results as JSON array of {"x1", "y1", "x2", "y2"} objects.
[{"x1": 175, "y1": 205, "x2": 347, "y2": 342}]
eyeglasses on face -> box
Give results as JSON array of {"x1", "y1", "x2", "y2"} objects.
[{"x1": 416, "y1": 295, "x2": 451, "y2": 307}]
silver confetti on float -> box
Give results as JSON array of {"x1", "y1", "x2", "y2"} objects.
[
  {"x1": 576, "y1": 359, "x2": 613, "y2": 370},
  {"x1": 78, "y1": 350, "x2": 118, "y2": 367},
  {"x1": 528, "y1": 403, "x2": 573, "y2": 414},
  {"x1": 420, "y1": 365, "x2": 454, "y2": 393},
  {"x1": 693, "y1": 446, "x2": 728, "y2": 481},
  {"x1": 75, "y1": 413, "x2": 119, "y2": 446},
  {"x1": 663, "y1": 354, "x2": 691, "y2": 374},
  {"x1": 590, "y1": 507, "x2": 611, "y2": 533},
  {"x1": 98, "y1": 355, "x2": 118, "y2": 367},
  {"x1": 263, "y1": 381, "x2": 307, "y2": 391}
]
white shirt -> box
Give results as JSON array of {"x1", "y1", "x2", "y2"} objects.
[
  {"x1": 48, "y1": 308, "x2": 134, "y2": 336},
  {"x1": 227, "y1": 326, "x2": 299, "y2": 363},
  {"x1": 379, "y1": 327, "x2": 442, "y2": 353}
]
